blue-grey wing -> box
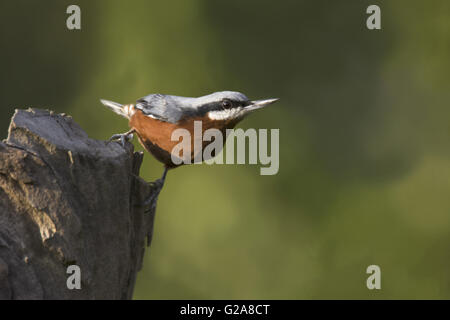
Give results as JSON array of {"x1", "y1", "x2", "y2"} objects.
[{"x1": 135, "y1": 93, "x2": 195, "y2": 123}]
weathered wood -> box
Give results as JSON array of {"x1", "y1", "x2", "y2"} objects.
[{"x1": 0, "y1": 109, "x2": 157, "y2": 299}]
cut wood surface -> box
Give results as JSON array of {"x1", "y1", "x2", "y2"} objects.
[{"x1": 0, "y1": 109, "x2": 158, "y2": 299}]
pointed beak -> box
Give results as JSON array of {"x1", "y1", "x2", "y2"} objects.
[{"x1": 245, "y1": 98, "x2": 279, "y2": 112}]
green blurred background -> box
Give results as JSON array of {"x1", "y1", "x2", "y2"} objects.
[{"x1": 1, "y1": 0, "x2": 450, "y2": 299}]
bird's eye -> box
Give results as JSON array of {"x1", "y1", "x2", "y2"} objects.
[{"x1": 222, "y1": 99, "x2": 232, "y2": 109}]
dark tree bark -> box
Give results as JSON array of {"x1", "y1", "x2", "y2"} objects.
[{"x1": 0, "y1": 109, "x2": 158, "y2": 299}]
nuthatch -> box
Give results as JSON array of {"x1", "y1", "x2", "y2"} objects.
[{"x1": 100, "y1": 91, "x2": 278, "y2": 205}]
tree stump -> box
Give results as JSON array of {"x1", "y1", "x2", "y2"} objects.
[{"x1": 0, "y1": 109, "x2": 158, "y2": 299}]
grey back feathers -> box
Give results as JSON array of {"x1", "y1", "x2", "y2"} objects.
[
  {"x1": 101, "y1": 91, "x2": 251, "y2": 123},
  {"x1": 135, "y1": 91, "x2": 250, "y2": 123}
]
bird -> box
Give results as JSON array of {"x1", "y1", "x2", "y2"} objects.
[{"x1": 100, "y1": 91, "x2": 278, "y2": 206}]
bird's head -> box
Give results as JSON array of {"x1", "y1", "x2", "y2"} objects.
[{"x1": 193, "y1": 91, "x2": 278, "y2": 122}]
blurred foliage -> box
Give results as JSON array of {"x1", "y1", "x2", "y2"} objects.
[{"x1": 1, "y1": 0, "x2": 450, "y2": 299}]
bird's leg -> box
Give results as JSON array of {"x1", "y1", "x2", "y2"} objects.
[
  {"x1": 143, "y1": 167, "x2": 169, "y2": 212},
  {"x1": 107, "y1": 128, "x2": 136, "y2": 147}
]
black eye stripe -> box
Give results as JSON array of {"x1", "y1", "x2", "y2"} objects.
[
  {"x1": 242, "y1": 100, "x2": 252, "y2": 107},
  {"x1": 197, "y1": 99, "x2": 248, "y2": 117}
]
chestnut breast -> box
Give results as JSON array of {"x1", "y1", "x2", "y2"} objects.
[{"x1": 129, "y1": 110, "x2": 236, "y2": 168}]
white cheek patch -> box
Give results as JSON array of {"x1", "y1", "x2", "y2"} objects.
[{"x1": 208, "y1": 108, "x2": 242, "y2": 120}]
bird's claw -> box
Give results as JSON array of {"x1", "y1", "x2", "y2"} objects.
[
  {"x1": 143, "y1": 179, "x2": 164, "y2": 208},
  {"x1": 137, "y1": 167, "x2": 168, "y2": 214},
  {"x1": 107, "y1": 133, "x2": 134, "y2": 147},
  {"x1": 149, "y1": 178, "x2": 164, "y2": 189}
]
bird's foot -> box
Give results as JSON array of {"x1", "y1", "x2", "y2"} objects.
[
  {"x1": 107, "y1": 130, "x2": 135, "y2": 147},
  {"x1": 143, "y1": 179, "x2": 164, "y2": 206},
  {"x1": 140, "y1": 167, "x2": 169, "y2": 213}
]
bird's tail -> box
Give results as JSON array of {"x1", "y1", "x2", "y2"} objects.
[{"x1": 100, "y1": 99, "x2": 131, "y2": 119}]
